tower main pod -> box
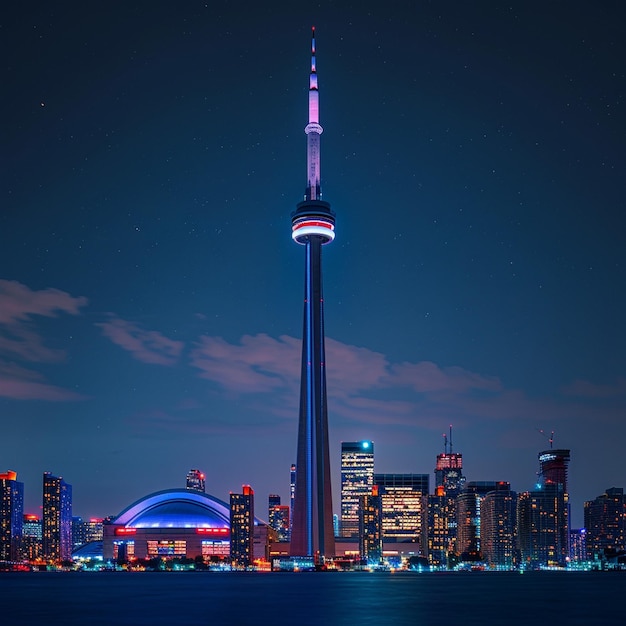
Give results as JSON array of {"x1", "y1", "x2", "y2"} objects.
[{"x1": 290, "y1": 27, "x2": 336, "y2": 559}]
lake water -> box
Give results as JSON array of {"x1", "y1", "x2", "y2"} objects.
[{"x1": 0, "y1": 571, "x2": 623, "y2": 625}]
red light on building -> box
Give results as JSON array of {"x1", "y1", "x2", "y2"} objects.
[
  {"x1": 115, "y1": 528, "x2": 137, "y2": 535},
  {"x1": 243, "y1": 485, "x2": 254, "y2": 497},
  {"x1": 196, "y1": 527, "x2": 229, "y2": 536}
]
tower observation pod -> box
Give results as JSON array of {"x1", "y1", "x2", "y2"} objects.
[{"x1": 290, "y1": 27, "x2": 336, "y2": 561}]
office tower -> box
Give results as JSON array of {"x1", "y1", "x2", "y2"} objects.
[
  {"x1": 22, "y1": 514, "x2": 42, "y2": 561},
  {"x1": 341, "y1": 441, "x2": 374, "y2": 537},
  {"x1": 186, "y1": 469, "x2": 206, "y2": 492},
  {"x1": 456, "y1": 481, "x2": 498, "y2": 561},
  {"x1": 0, "y1": 470, "x2": 24, "y2": 562},
  {"x1": 434, "y1": 427, "x2": 465, "y2": 496},
  {"x1": 268, "y1": 495, "x2": 290, "y2": 542},
  {"x1": 479, "y1": 482, "x2": 517, "y2": 569},
  {"x1": 517, "y1": 483, "x2": 569, "y2": 568},
  {"x1": 584, "y1": 487, "x2": 626, "y2": 560},
  {"x1": 230, "y1": 485, "x2": 254, "y2": 568},
  {"x1": 42, "y1": 472, "x2": 72, "y2": 562},
  {"x1": 290, "y1": 27, "x2": 336, "y2": 559},
  {"x1": 72, "y1": 516, "x2": 86, "y2": 549},
  {"x1": 359, "y1": 486, "x2": 383, "y2": 563},
  {"x1": 374, "y1": 474, "x2": 429, "y2": 555}
]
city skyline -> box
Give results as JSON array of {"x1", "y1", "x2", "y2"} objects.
[{"x1": 2, "y1": 3, "x2": 625, "y2": 529}]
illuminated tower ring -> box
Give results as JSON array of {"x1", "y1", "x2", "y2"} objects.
[{"x1": 291, "y1": 203, "x2": 335, "y2": 243}]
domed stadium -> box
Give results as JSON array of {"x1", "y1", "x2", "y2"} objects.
[{"x1": 102, "y1": 488, "x2": 269, "y2": 562}]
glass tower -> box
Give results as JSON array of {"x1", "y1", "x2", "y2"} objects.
[
  {"x1": 42, "y1": 472, "x2": 72, "y2": 562},
  {"x1": 341, "y1": 441, "x2": 374, "y2": 538}
]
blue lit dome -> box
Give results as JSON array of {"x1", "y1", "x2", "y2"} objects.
[{"x1": 113, "y1": 489, "x2": 231, "y2": 529}]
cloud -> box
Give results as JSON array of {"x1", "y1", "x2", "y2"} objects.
[
  {"x1": 97, "y1": 316, "x2": 184, "y2": 366},
  {"x1": 0, "y1": 279, "x2": 87, "y2": 325},
  {"x1": 561, "y1": 377, "x2": 626, "y2": 399},
  {"x1": 0, "y1": 279, "x2": 89, "y2": 401}
]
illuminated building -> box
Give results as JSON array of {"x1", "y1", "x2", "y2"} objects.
[
  {"x1": 103, "y1": 489, "x2": 269, "y2": 563},
  {"x1": 359, "y1": 486, "x2": 383, "y2": 563},
  {"x1": 22, "y1": 514, "x2": 42, "y2": 561},
  {"x1": 456, "y1": 481, "x2": 498, "y2": 561},
  {"x1": 186, "y1": 469, "x2": 206, "y2": 492},
  {"x1": 0, "y1": 470, "x2": 23, "y2": 562},
  {"x1": 569, "y1": 528, "x2": 587, "y2": 563},
  {"x1": 517, "y1": 483, "x2": 569, "y2": 568},
  {"x1": 73, "y1": 516, "x2": 104, "y2": 550},
  {"x1": 427, "y1": 494, "x2": 454, "y2": 567},
  {"x1": 374, "y1": 474, "x2": 429, "y2": 555},
  {"x1": 291, "y1": 27, "x2": 336, "y2": 559},
  {"x1": 584, "y1": 487, "x2": 626, "y2": 560},
  {"x1": 479, "y1": 482, "x2": 517, "y2": 569},
  {"x1": 429, "y1": 431, "x2": 465, "y2": 566},
  {"x1": 42, "y1": 472, "x2": 72, "y2": 562},
  {"x1": 268, "y1": 495, "x2": 290, "y2": 541},
  {"x1": 230, "y1": 485, "x2": 255, "y2": 568},
  {"x1": 341, "y1": 441, "x2": 374, "y2": 538},
  {"x1": 289, "y1": 464, "x2": 296, "y2": 538},
  {"x1": 538, "y1": 449, "x2": 570, "y2": 492}
]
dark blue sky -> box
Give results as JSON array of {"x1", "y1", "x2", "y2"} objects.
[{"x1": 2, "y1": 1, "x2": 624, "y2": 528}]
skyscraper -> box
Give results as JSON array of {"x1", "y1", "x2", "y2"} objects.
[
  {"x1": 341, "y1": 441, "x2": 374, "y2": 538},
  {"x1": 42, "y1": 472, "x2": 72, "y2": 563},
  {"x1": 359, "y1": 486, "x2": 383, "y2": 563},
  {"x1": 290, "y1": 27, "x2": 336, "y2": 560},
  {"x1": 374, "y1": 474, "x2": 429, "y2": 555},
  {"x1": 268, "y1": 495, "x2": 290, "y2": 542},
  {"x1": 456, "y1": 481, "x2": 499, "y2": 561},
  {"x1": 0, "y1": 470, "x2": 24, "y2": 562},
  {"x1": 186, "y1": 469, "x2": 206, "y2": 492},
  {"x1": 538, "y1": 449, "x2": 571, "y2": 492},
  {"x1": 230, "y1": 485, "x2": 254, "y2": 568}
]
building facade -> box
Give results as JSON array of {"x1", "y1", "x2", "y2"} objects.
[
  {"x1": 230, "y1": 485, "x2": 255, "y2": 568},
  {"x1": 0, "y1": 470, "x2": 24, "y2": 562},
  {"x1": 291, "y1": 27, "x2": 336, "y2": 559},
  {"x1": 479, "y1": 482, "x2": 517, "y2": 569},
  {"x1": 359, "y1": 486, "x2": 383, "y2": 563},
  {"x1": 341, "y1": 441, "x2": 374, "y2": 538},
  {"x1": 374, "y1": 474, "x2": 429, "y2": 556},
  {"x1": 456, "y1": 481, "x2": 498, "y2": 561},
  {"x1": 584, "y1": 487, "x2": 626, "y2": 560},
  {"x1": 42, "y1": 472, "x2": 72, "y2": 562},
  {"x1": 268, "y1": 495, "x2": 290, "y2": 542}
]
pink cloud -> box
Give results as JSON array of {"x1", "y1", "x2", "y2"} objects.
[
  {"x1": 0, "y1": 367, "x2": 87, "y2": 401},
  {"x1": 0, "y1": 279, "x2": 87, "y2": 324},
  {"x1": 97, "y1": 316, "x2": 184, "y2": 366}
]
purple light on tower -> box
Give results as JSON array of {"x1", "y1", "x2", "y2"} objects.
[{"x1": 290, "y1": 27, "x2": 336, "y2": 560}]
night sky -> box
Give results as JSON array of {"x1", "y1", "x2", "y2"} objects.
[{"x1": 2, "y1": 2, "x2": 624, "y2": 529}]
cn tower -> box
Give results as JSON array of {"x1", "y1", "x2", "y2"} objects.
[{"x1": 290, "y1": 27, "x2": 336, "y2": 560}]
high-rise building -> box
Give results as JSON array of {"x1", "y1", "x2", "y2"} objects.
[
  {"x1": 186, "y1": 469, "x2": 206, "y2": 492},
  {"x1": 517, "y1": 483, "x2": 569, "y2": 568},
  {"x1": 584, "y1": 487, "x2": 626, "y2": 560},
  {"x1": 359, "y1": 486, "x2": 383, "y2": 563},
  {"x1": 22, "y1": 514, "x2": 42, "y2": 561},
  {"x1": 569, "y1": 528, "x2": 587, "y2": 563},
  {"x1": 538, "y1": 449, "x2": 571, "y2": 492},
  {"x1": 290, "y1": 27, "x2": 336, "y2": 559},
  {"x1": 0, "y1": 470, "x2": 24, "y2": 562},
  {"x1": 479, "y1": 482, "x2": 517, "y2": 569},
  {"x1": 268, "y1": 495, "x2": 290, "y2": 542},
  {"x1": 456, "y1": 481, "x2": 499, "y2": 561},
  {"x1": 341, "y1": 441, "x2": 374, "y2": 538},
  {"x1": 374, "y1": 474, "x2": 429, "y2": 555},
  {"x1": 434, "y1": 427, "x2": 465, "y2": 496},
  {"x1": 230, "y1": 485, "x2": 254, "y2": 568},
  {"x1": 42, "y1": 472, "x2": 72, "y2": 562}
]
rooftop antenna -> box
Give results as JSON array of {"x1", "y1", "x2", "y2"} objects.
[
  {"x1": 537, "y1": 428, "x2": 555, "y2": 449},
  {"x1": 443, "y1": 433, "x2": 448, "y2": 454},
  {"x1": 449, "y1": 425, "x2": 454, "y2": 454}
]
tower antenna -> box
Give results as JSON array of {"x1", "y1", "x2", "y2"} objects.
[{"x1": 449, "y1": 425, "x2": 454, "y2": 454}]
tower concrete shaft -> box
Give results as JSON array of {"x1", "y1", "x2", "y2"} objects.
[{"x1": 290, "y1": 27, "x2": 335, "y2": 559}]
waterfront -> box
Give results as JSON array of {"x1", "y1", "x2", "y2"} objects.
[{"x1": 0, "y1": 571, "x2": 623, "y2": 625}]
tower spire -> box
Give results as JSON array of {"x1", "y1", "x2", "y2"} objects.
[{"x1": 305, "y1": 26, "x2": 323, "y2": 202}]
